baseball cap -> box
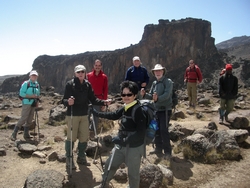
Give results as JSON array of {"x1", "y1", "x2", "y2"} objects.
[
  {"x1": 132, "y1": 56, "x2": 140, "y2": 61},
  {"x1": 74, "y1": 65, "x2": 86, "y2": 73},
  {"x1": 29, "y1": 70, "x2": 38, "y2": 76}
]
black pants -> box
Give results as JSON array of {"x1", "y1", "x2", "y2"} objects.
[{"x1": 154, "y1": 110, "x2": 172, "y2": 155}]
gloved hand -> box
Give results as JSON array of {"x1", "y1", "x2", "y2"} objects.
[
  {"x1": 89, "y1": 104, "x2": 98, "y2": 116},
  {"x1": 112, "y1": 136, "x2": 124, "y2": 145}
]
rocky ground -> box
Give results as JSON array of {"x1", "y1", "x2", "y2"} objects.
[{"x1": 0, "y1": 88, "x2": 250, "y2": 188}]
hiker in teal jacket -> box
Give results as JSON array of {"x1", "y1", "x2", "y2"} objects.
[
  {"x1": 140, "y1": 64, "x2": 173, "y2": 160},
  {"x1": 10, "y1": 70, "x2": 40, "y2": 141}
]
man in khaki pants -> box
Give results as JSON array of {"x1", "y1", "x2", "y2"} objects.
[
  {"x1": 184, "y1": 60, "x2": 203, "y2": 108},
  {"x1": 62, "y1": 65, "x2": 111, "y2": 171}
]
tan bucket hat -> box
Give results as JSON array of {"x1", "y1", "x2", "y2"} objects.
[{"x1": 151, "y1": 64, "x2": 166, "y2": 75}]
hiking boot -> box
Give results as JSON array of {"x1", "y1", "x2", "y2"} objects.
[
  {"x1": 225, "y1": 114, "x2": 229, "y2": 122},
  {"x1": 149, "y1": 148, "x2": 163, "y2": 155},
  {"x1": 77, "y1": 157, "x2": 91, "y2": 166},
  {"x1": 164, "y1": 153, "x2": 172, "y2": 160},
  {"x1": 77, "y1": 142, "x2": 91, "y2": 166},
  {"x1": 219, "y1": 118, "x2": 223, "y2": 124},
  {"x1": 66, "y1": 157, "x2": 77, "y2": 170},
  {"x1": 10, "y1": 126, "x2": 20, "y2": 141},
  {"x1": 93, "y1": 183, "x2": 112, "y2": 188},
  {"x1": 23, "y1": 126, "x2": 32, "y2": 140}
]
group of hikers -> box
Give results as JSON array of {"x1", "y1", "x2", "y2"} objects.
[{"x1": 9, "y1": 56, "x2": 238, "y2": 188}]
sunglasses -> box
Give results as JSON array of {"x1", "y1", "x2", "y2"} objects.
[
  {"x1": 76, "y1": 71, "x2": 85, "y2": 74},
  {"x1": 121, "y1": 93, "x2": 134, "y2": 97}
]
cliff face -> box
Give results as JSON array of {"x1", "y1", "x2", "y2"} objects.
[{"x1": 0, "y1": 18, "x2": 224, "y2": 94}]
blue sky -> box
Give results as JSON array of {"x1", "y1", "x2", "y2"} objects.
[{"x1": 0, "y1": 0, "x2": 249, "y2": 76}]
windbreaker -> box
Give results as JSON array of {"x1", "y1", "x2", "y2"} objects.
[
  {"x1": 219, "y1": 73, "x2": 238, "y2": 100},
  {"x1": 125, "y1": 65, "x2": 150, "y2": 89},
  {"x1": 143, "y1": 76, "x2": 173, "y2": 111},
  {"x1": 19, "y1": 80, "x2": 40, "y2": 105},
  {"x1": 87, "y1": 70, "x2": 108, "y2": 100},
  {"x1": 62, "y1": 77, "x2": 105, "y2": 116}
]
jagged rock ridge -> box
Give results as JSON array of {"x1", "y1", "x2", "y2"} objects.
[{"x1": 1, "y1": 18, "x2": 224, "y2": 94}]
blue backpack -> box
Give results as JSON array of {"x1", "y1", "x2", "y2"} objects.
[{"x1": 131, "y1": 99, "x2": 158, "y2": 145}]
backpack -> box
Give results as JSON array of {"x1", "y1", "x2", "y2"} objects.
[
  {"x1": 188, "y1": 65, "x2": 199, "y2": 80},
  {"x1": 172, "y1": 87, "x2": 178, "y2": 110},
  {"x1": 130, "y1": 99, "x2": 158, "y2": 145},
  {"x1": 18, "y1": 80, "x2": 39, "y2": 100}
]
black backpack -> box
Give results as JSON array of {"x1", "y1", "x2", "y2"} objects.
[
  {"x1": 172, "y1": 87, "x2": 178, "y2": 110},
  {"x1": 130, "y1": 99, "x2": 158, "y2": 145}
]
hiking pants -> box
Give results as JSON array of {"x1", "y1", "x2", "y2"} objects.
[
  {"x1": 16, "y1": 104, "x2": 35, "y2": 128},
  {"x1": 187, "y1": 82, "x2": 197, "y2": 106},
  {"x1": 155, "y1": 111, "x2": 172, "y2": 155},
  {"x1": 220, "y1": 98, "x2": 235, "y2": 115},
  {"x1": 66, "y1": 115, "x2": 89, "y2": 143},
  {"x1": 103, "y1": 144, "x2": 144, "y2": 188}
]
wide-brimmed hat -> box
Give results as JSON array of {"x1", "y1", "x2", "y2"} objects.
[
  {"x1": 29, "y1": 70, "x2": 38, "y2": 76},
  {"x1": 151, "y1": 64, "x2": 166, "y2": 75},
  {"x1": 74, "y1": 65, "x2": 86, "y2": 73}
]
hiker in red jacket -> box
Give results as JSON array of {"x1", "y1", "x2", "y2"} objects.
[
  {"x1": 184, "y1": 60, "x2": 203, "y2": 108},
  {"x1": 87, "y1": 59, "x2": 108, "y2": 132}
]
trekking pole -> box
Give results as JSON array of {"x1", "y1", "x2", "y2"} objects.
[
  {"x1": 89, "y1": 104, "x2": 103, "y2": 165},
  {"x1": 35, "y1": 109, "x2": 40, "y2": 142},
  {"x1": 101, "y1": 145, "x2": 118, "y2": 188},
  {"x1": 92, "y1": 112, "x2": 97, "y2": 138},
  {"x1": 93, "y1": 126, "x2": 104, "y2": 169},
  {"x1": 69, "y1": 96, "x2": 74, "y2": 178}
]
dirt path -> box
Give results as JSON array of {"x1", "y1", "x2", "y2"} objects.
[{"x1": 0, "y1": 95, "x2": 250, "y2": 188}]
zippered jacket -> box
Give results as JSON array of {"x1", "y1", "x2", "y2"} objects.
[
  {"x1": 93, "y1": 101, "x2": 147, "y2": 148},
  {"x1": 19, "y1": 79, "x2": 40, "y2": 105},
  {"x1": 62, "y1": 77, "x2": 105, "y2": 116},
  {"x1": 219, "y1": 73, "x2": 238, "y2": 100},
  {"x1": 143, "y1": 76, "x2": 173, "y2": 111},
  {"x1": 87, "y1": 70, "x2": 108, "y2": 100},
  {"x1": 125, "y1": 65, "x2": 150, "y2": 89}
]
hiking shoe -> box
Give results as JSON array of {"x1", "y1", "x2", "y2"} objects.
[
  {"x1": 219, "y1": 118, "x2": 223, "y2": 124},
  {"x1": 23, "y1": 135, "x2": 33, "y2": 140},
  {"x1": 149, "y1": 148, "x2": 163, "y2": 155},
  {"x1": 164, "y1": 154, "x2": 172, "y2": 160},
  {"x1": 225, "y1": 115, "x2": 229, "y2": 122},
  {"x1": 93, "y1": 183, "x2": 112, "y2": 188},
  {"x1": 10, "y1": 134, "x2": 16, "y2": 141},
  {"x1": 66, "y1": 158, "x2": 77, "y2": 170},
  {"x1": 77, "y1": 157, "x2": 91, "y2": 166}
]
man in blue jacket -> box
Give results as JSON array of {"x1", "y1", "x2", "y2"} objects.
[{"x1": 125, "y1": 56, "x2": 150, "y2": 90}]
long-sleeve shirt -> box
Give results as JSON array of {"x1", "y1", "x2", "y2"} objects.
[
  {"x1": 93, "y1": 101, "x2": 147, "y2": 148},
  {"x1": 62, "y1": 77, "x2": 105, "y2": 116},
  {"x1": 219, "y1": 73, "x2": 238, "y2": 100},
  {"x1": 19, "y1": 79, "x2": 40, "y2": 105},
  {"x1": 87, "y1": 70, "x2": 108, "y2": 100},
  {"x1": 125, "y1": 66, "x2": 150, "y2": 90},
  {"x1": 143, "y1": 76, "x2": 173, "y2": 111}
]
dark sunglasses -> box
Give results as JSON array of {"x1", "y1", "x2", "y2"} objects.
[
  {"x1": 76, "y1": 71, "x2": 85, "y2": 74},
  {"x1": 121, "y1": 93, "x2": 134, "y2": 97}
]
